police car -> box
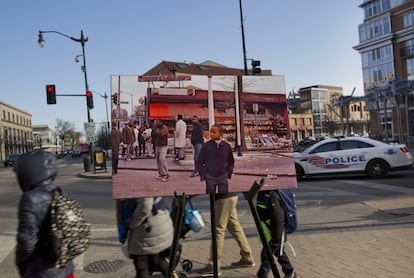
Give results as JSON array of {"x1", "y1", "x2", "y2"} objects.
[{"x1": 294, "y1": 136, "x2": 413, "y2": 179}]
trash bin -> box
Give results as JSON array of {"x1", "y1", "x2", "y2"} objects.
[
  {"x1": 84, "y1": 156, "x2": 91, "y2": 172},
  {"x1": 94, "y1": 150, "x2": 107, "y2": 173}
]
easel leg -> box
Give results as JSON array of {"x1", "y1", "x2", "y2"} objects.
[
  {"x1": 244, "y1": 180, "x2": 281, "y2": 278},
  {"x1": 209, "y1": 193, "x2": 219, "y2": 278},
  {"x1": 168, "y1": 193, "x2": 186, "y2": 277}
]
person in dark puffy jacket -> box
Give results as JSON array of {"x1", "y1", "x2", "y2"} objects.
[{"x1": 14, "y1": 150, "x2": 75, "y2": 278}]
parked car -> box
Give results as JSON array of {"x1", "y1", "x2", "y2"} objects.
[
  {"x1": 294, "y1": 136, "x2": 413, "y2": 180},
  {"x1": 72, "y1": 146, "x2": 82, "y2": 157},
  {"x1": 4, "y1": 154, "x2": 20, "y2": 167}
]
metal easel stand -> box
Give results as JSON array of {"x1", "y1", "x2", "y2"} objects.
[
  {"x1": 244, "y1": 178, "x2": 281, "y2": 278},
  {"x1": 168, "y1": 193, "x2": 187, "y2": 278}
]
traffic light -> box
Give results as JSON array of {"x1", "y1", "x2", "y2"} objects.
[
  {"x1": 46, "y1": 84, "x2": 56, "y2": 104},
  {"x1": 251, "y1": 60, "x2": 261, "y2": 74},
  {"x1": 86, "y1": 91, "x2": 94, "y2": 109},
  {"x1": 112, "y1": 94, "x2": 118, "y2": 105}
]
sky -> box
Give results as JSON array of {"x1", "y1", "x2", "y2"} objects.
[{"x1": 0, "y1": 0, "x2": 364, "y2": 133}]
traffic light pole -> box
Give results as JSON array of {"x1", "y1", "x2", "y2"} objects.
[
  {"x1": 38, "y1": 30, "x2": 92, "y2": 123},
  {"x1": 79, "y1": 30, "x2": 92, "y2": 123}
]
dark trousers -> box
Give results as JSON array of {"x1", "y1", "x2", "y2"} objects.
[
  {"x1": 257, "y1": 245, "x2": 294, "y2": 277},
  {"x1": 131, "y1": 253, "x2": 169, "y2": 278},
  {"x1": 139, "y1": 141, "x2": 145, "y2": 156},
  {"x1": 205, "y1": 173, "x2": 228, "y2": 194},
  {"x1": 112, "y1": 158, "x2": 119, "y2": 174}
]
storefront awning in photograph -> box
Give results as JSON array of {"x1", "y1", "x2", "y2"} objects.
[{"x1": 148, "y1": 103, "x2": 232, "y2": 120}]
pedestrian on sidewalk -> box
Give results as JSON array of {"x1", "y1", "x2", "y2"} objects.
[
  {"x1": 195, "y1": 193, "x2": 256, "y2": 276},
  {"x1": 256, "y1": 190, "x2": 296, "y2": 278},
  {"x1": 174, "y1": 114, "x2": 187, "y2": 161},
  {"x1": 154, "y1": 119, "x2": 169, "y2": 182},
  {"x1": 14, "y1": 150, "x2": 75, "y2": 278},
  {"x1": 112, "y1": 122, "x2": 122, "y2": 174},
  {"x1": 122, "y1": 121, "x2": 136, "y2": 161},
  {"x1": 143, "y1": 124, "x2": 153, "y2": 157},
  {"x1": 117, "y1": 197, "x2": 177, "y2": 278},
  {"x1": 138, "y1": 124, "x2": 146, "y2": 157},
  {"x1": 190, "y1": 115, "x2": 204, "y2": 177}
]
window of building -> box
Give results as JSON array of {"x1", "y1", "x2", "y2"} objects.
[
  {"x1": 364, "y1": 0, "x2": 390, "y2": 19},
  {"x1": 403, "y1": 12, "x2": 414, "y2": 28},
  {"x1": 407, "y1": 58, "x2": 414, "y2": 78},
  {"x1": 359, "y1": 15, "x2": 390, "y2": 43},
  {"x1": 175, "y1": 63, "x2": 188, "y2": 69}
]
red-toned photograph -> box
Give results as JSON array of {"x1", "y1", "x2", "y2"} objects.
[{"x1": 112, "y1": 74, "x2": 297, "y2": 199}]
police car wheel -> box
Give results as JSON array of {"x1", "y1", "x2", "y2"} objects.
[
  {"x1": 366, "y1": 159, "x2": 389, "y2": 179},
  {"x1": 295, "y1": 164, "x2": 304, "y2": 181}
]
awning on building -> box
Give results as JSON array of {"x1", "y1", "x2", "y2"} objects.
[
  {"x1": 148, "y1": 104, "x2": 170, "y2": 119},
  {"x1": 149, "y1": 103, "x2": 232, "y2": 120}
]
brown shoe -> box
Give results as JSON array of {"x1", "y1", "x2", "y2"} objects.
[
  {"x1": 231, "y1": 259, "x2": 255, "y2": 268},
  {"x1": 196, "y1": 265, "x2": 221, "y2": 277}
]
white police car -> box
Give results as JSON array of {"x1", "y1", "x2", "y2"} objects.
[{"x1": 294, "y1": 136, "x2": 413, "y2": 179}]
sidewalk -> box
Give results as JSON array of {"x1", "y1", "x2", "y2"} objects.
[{"x1": 74, "y1": 150, "x2": 414, "y2": 278}]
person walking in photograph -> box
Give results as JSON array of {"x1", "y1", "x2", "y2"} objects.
[
  {"x1": 112, "y1": 121, "x2": 122, "y2": 174},
  {"x1": 154, "y1": 119, "x2": 169, "y2": 182},
  {"x1": 143, "y1": 124, "x2": 153, "y2": 158},
  {"x1": 190, "y1": 115, "x2": 203, "y2": 177},
  {"x1": 138, "y1": 124, "x2": 146, "y2": 157},
  {"x1": 174, "y1": 114, "x2": 187, "y2": 161},
  {"x1": 122, "y1": 121, "x2": 136, "y2": 161}
]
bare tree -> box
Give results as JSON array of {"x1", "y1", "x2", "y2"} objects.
[{"x1": 55, "y1": 119, "x2": 76, "y2": 150}]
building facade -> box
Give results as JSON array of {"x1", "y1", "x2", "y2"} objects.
[
  {"x1": 354, "y1": 0, "x2": 414, "y2": 144},
  {"x1": 32, "y1": 125, "x2": 60, "y2": 154},
  {"x1": 288, "y1": 85, "x2": 370, "y2": 143},
  {"x1": 0, "y1": 101, "x2": 33, "y2": 162}
]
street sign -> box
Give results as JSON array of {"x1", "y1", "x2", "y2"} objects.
[{"x1": 84, "y1": 122, "x2": 96, "y2": 140}]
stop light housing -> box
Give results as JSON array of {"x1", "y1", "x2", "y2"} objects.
[
  {"x1": 86, "y1": 91, "x2": 94, "y2": 109},
  {"x1": 46, "y1": 84, "x2": 56, "y2": 104},
  {"x1": 112, "y1": 94, "x2": 118, "y2": 105},
  {"x1": 251, "y1": 60, "x2": 261, "y2": 74}
]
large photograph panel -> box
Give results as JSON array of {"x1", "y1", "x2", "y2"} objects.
[{"x1": 112, "y1": 75, "x2": 297, "y2": 198}]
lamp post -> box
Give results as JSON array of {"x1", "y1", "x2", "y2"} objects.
[{"x1": 38, "y1": 30, "x2": 92, "y2": 122}]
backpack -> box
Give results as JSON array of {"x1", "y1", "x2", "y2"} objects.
[
  {"x1": 49, "y1": 188, "x2": 91, "y2": 268},
  {"x1": 257, "y1": 189, "x2": 298, "y2": 235},
  {"x1": 277, "y1": 189, "x2": 298, "y2": 234}
]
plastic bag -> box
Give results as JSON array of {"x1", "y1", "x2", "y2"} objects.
[{"x1": 184, "y1": 199, "x2": 205, "y2": 233}]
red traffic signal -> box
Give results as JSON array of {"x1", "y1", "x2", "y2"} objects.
[
  {"x1": 86, "y1": 91, "x2": 94, "y2": 109},
  {"x1": 46, "y1": 84, "x2": 56, "y2": 104}
]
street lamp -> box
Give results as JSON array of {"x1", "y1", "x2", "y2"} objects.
[{"x1": 38, "y1": 30, "x2": 92, "y2": 122}]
